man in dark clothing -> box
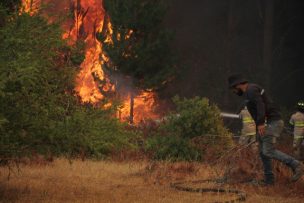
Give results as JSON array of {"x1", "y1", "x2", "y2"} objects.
[{"x1": 228, "y1": 74, "x2": 304, "y2": 185}]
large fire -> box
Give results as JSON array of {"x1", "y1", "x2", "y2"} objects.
[
  {"x1": 63, "y1": 0, "x2": 111, "y2": 104},
  {"x1": 21, "y1": 0, "x2": 159, "y2": 124}
]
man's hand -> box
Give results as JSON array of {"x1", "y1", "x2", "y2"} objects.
[{"x1": 257, "y1": 124, "x2": 266, "y2": 136}]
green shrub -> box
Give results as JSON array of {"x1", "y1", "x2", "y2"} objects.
[
  {"x1": 146, "y1": 135, "x2": 200, "y2": 161},
  {"x1": 0, "y1": 12, "x2": 137, "y2": 161},
  {"x1": 52, "y1": 106, "x2": 138, "y2": 159},
  {"x1": 145, "y1": 96, "x2": 233, "y2": 161}
]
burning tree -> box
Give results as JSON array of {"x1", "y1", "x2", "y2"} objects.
[
  {"x1": 100, "y1": 0, "x2": 176, "y2": 123},
  {"x1": 0, "y1": 4, "x2": 137, "y2": 161},
  {"x1": 18, "y1": 0, "x2": 168, "y2": 124}
]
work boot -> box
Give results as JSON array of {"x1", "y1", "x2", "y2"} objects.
[
  {"x1": 250, "y1": 177, "x2": 274, "y2": 187},
  {"x1": 291, "y1": 163, "x2": 304, "y2": 182},
  {"x1": 255, "y1": 179, "x2": 274, "y2": 187}
]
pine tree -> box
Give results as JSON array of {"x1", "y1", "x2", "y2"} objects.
[{"x1": 100, "y1": 0, "x2": 175, "y2": 90}]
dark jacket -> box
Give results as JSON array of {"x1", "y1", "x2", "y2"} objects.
[{"x1": 245, "y1": 83, "x2": 281, "y2": 126}]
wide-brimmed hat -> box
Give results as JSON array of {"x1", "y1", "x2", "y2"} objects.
[
  {"x1": 297, "y1": 100, "x2": 304, "y2": 111},
  {"x1": 228, "y1": 74, "x2": 248, "y2": 88}
]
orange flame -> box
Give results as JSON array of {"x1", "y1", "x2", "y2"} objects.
[
  {"x1": 21, "y1": 0, "x2": 160, "y2": 124},
  {"x1": 119, "y1": 91, "x2": 159, "y2": 124},
  {"x1": 63, "y1": 0, "x2": 112, "y2": 104},
  {"x1": 21, "y1": 0, "x2": 40, "y2": 15}
]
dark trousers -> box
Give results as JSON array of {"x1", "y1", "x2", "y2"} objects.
[{"x1": 257, "y1": 120, "x2": 300, "y2": 182}]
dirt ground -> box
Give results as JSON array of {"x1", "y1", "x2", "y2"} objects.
[{"x1": 0, "y1": 159, "x2": 303, "y2": 203}]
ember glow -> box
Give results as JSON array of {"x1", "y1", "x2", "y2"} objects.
[
  {"x1": 21, "y1": 0, "x2": 40, "y2": 15},
  {"x1": 119, "y1": 91, "x2": 159, "y2": 123},
  {"x1": 21, "y1": 0, "x2": 160, "y2": 124}
]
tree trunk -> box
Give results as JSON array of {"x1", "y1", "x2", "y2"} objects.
[
  {"x1": 226, "y1": 0, "x2": 235, "y2": 69},
  {"x1": 223, "y1": 0, "x2": 236, "y2": 108},
  {"x1": 263, "y1": 0, "x2": 274, "y2": 90},
  {"x1": 129, "y1": 92, "x2": 134, "y2": 124}
]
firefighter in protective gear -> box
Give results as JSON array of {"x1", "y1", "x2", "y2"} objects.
[
  {"x1": 239, "y1": 106, "x2": 256, "y2": 145},
  {"x1": 228, "y1": 73, "x2": 303, "y2": 184},
  {"x1": 289, "y1": 101, "x2": 304, "y2": 160}
]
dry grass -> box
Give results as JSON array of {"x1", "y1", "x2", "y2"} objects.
[{"x1": 0, "y1": 159, "x2": 303, "y2": 203}]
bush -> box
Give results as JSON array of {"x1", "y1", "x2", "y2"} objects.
[
  {"x1": 145, "y1": 96, "x2": 233, "y2": 161},
  {"x1": 0, "y1": 12, "x2": 137, "y2": 161},
  {"x1": 52, "y1": 106, "x2": 138, "y2": 159},
  {"x1": 146, "y1": 135, "x2": 200, "y2": 161}
]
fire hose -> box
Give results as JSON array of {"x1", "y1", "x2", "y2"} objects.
[
  {"x1": 168, "y1": 110, "x2": 297, "y2": 202},
  {"x1": 169, "y1": 137, "x2": 255, "y2": 202},
  {"x1": 220, "y1": 112, "x2": 240, "y2": 119},
  {"x1": 170, "y1": 179, "x2": 246, "y2": 203},
  {"x1": 170, "y1": 116, "x2": 297, "y2": 203},
  {"x1": 169, "y1": 111, "x2": 257, "y2": 203},
  {"x1": 170, "y1": 141, "x2": 255, "y2": 203}
]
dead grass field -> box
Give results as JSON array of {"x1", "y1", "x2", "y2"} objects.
[{"x1": 0, "y1": 159, "x2": 303, "y2": 203}]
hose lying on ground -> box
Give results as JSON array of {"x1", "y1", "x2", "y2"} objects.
[{"x1": 170, "y1": 179, "x2": 246, "y2": 203}]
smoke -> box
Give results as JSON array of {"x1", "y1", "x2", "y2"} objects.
[{"x1": 22, "y1": 0, "x2": 165, "y2": 123}]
